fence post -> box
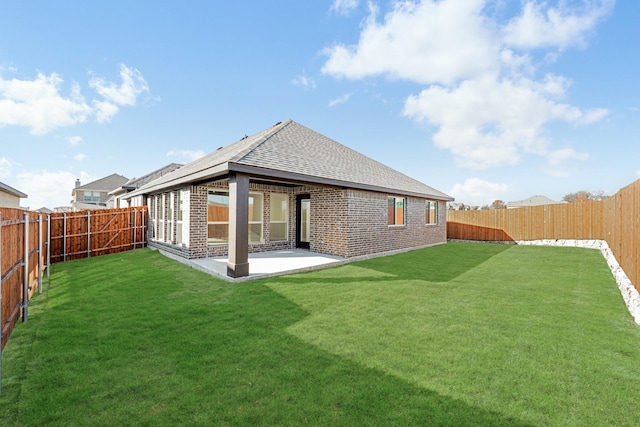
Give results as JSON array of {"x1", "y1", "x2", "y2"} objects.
[
  {"x1": 133, "y1": 209, "x2": 137, "y2": 249},
  {"x1": 38, "y1": 214, "x2": 43, "y2": 294},
  {"x1": 22, "y1": 211, "x2": 28, "y2": 323},
  {"x1": 63, "y1": 213, "x2": 67, "y2": 262},
  {"x1": 46, "y1": 214, "x2": 51, "y2": 278},
  {"x1": 0, "y1": 211, "x2": 3, "y2": 395},
  {"x1": 87, "y1": 211, "x2": 91, "y2": 258},
  {"x1": 141, "y1": 208, "x2": 146, "y2": 247}
]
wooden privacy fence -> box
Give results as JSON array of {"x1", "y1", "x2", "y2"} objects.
[
  {"x1": 447, "y1": 178, "x2": 640, "y2": 293},
  {"x1": 0, "y1": 208, "x2": 47, "y2": 352},
  {"x1": 1, "y1": 207, "x2": 147, "y2": 353},
  {"x1": 49, "y1": 207, "x2": 147, "y2": 263}
]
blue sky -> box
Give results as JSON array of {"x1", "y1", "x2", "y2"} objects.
[{"x1": 1, "y1": 0, "x2": 638, "y2": 209}]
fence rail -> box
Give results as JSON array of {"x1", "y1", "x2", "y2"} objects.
[
  {"x1": 1, "y1": 207, "x2": 147, "y2": 352},
  {"x1": 447, "y1": 179, "x2": 640, "y2": 292}
]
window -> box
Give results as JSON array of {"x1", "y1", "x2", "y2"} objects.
[
  {"x1": 425, "y1": 200, "x2": 438, "y2": 225},
  {"x1": 248, "y1": 193, "x2": 263, "y2": 243},
  {"x1": 208, "y1": 192, "x2": 229, "y2": 244},
  {"x1": 168, "y1": 192, "x2": 175, "y2": 242},
  {"x1": 270, "y1": 193, "x2": 288, "y2": 241},
  {"x1": 207, "y1": 191, "x2": 263, "y2": 245},
  {"x1": 148, "y1": 196, "x2": 156, "y2": 240},
  {"x1": 158, "y1": 194, "x2": 165, "y2": 241},
  {"x1": 83, "y1": 191, "x2": 100, "y2": 202},
  {"x1": 176, "y1": 190, "x2": 184, "y2": 245},
  {"x1": 388, "y1": 196, "x2": 405, "y2": 226}
]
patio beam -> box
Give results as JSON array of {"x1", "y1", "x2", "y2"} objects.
[{"x1": 227, "y1": 172, "x2": 249, "y2": 278}]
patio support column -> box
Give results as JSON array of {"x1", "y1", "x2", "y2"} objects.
[{"x1": 227, "y1": 172, "x2": 249, "y2": 278}]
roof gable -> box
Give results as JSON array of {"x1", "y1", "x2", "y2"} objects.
[
  {"x1": 507, "y1": 195, "x2": 565, "y2": 207},
  {"x1": 133, "y1": 120, "x2": 452, "y2": 200},
  {"x1": 75, "y1": 174, "x2": 129, "y2": 192},
  {"x1": 122, "y1": 163, "x2": 183, "y2": 190}
]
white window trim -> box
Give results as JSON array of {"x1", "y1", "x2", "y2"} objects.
[
  {"x1": 148, "y1": 196, "x2": 156, "y2": 240},
  {"x1": 248, "y1": 193, "x2": 264, "y2": 244},
  {"x1": 388, "y1": 196, "x2": 406, "y2": 227},
  {"x1": 269, "y1": 193, "x2": 289, "y2": 242},
  {"x1": 158, "y1": 194, "x2": 165, "y2": 241},
  {"x1": 207, "y1": 191, "x2": 264, "y2": 245},
  {"x1": 425, "y1": 200, "x2": 438, "y2": 225},
  {"x1": 176, "y1": 190, "x2": 184, "y2": 245}
]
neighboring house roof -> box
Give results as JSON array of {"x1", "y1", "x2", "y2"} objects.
[
  {"x1": 36, "y1": 207, "x2": 53, "y2": 214},
  {"x1": 129, "y1": 120, "x2": 453, "y2": 201},
  {"x1": 507, "y1": 195, "x2": 566, "y2": 208},
  {"x1": 110, "y1": 163, "x2": 183, "y2": 195},
  {"x1": 0, "y1": 181, "x2": 28, "y2": 198},
  {"x1": 73, "y1": 174, "x2": 129, "y2": 196}
]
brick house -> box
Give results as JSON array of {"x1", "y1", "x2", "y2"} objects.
[
  {"x1": 125, "y1": 120, "x2": 453, "y2": 278},
  {"x1": 71, "y1": 174, "x2": 129, "y2": 211}
]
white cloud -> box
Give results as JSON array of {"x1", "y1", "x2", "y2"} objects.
[
  {"x1": 67, "y1": 136, "x2": 83, "y2": 146},
  {"x1": 449, "y1": 177, "x2": 510, "y2": 207},
  {"x1": 403, "y1": 74, "x2": 609, "y2": 169},
  {"x1": 547, "y1": 147, "x2": 589, "y2": 166},
  {"x1": 502, "y1": 0, "x2": 614, "y2": 50},
  {"x1": 0, "y1": 157, "x2": 15, "y2": 178},
  {"x1": 89, "y1": 64, "x2": 149, "y2": 107},
  {"x1": 15, "y1": 170, "x2": 97, "y2": 209},
  {"x1": 0, "y1": 72, "x2": 92, "y2": 134},
  {"x1": 544, "y1": 147, "x2": 589, "y2": 177},
  {"x1": 323, "y1": 0, "x2": 612, "y2": 171},
  {"x1": 167, "y1": 149, "x2": 205, "y2": 162},
  {"x1": 93, "y1": 100, "x2": 121, "y2": 123},
  {"x1": 322, "y1": 0, "x2": 498, "y2": 85},
  {"x1": 329, "y1": 92, "x2": 353, "y2": 107},
  {"x1": 0, "y1": 64, "x2": 150, "y2": 134},
  {"x1": 291, "y1": 73, "x2": 317, "y2": 90},
  {"x1": 74, "y1": 153, "x2": 87, "y2": 162},
  {"x1": 330, "y1": 0, "x2": 359, "y2": 15}
]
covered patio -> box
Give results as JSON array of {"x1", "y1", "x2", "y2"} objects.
[{"x1": 159, "y1": 248, "x2": 347, "y2": 282}]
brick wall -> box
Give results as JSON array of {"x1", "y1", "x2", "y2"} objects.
[
  {"x1": 343, "y1": 190, "x2": 446, "y2": 258},
  {"x1": 147, "y1": 180, "x2": 447, "y2": 260},
  {"x1": 308, "y1": 187, "x2": 348, "y2": 257}
]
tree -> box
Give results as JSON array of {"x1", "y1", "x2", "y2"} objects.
[
  {"x1": 491, "y1": 199, "x2": 507, "y2": 209},
  {"x1": 562, "y1": 190, "x2": 609, "y2": 203}
]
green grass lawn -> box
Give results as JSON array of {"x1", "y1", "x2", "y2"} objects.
[{"x1": 1, "y1": 242, "x2": 639, "y2": 426}]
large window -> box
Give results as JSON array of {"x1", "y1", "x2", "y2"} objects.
[
  {"x1": 425, "y1": 200, "x2": 438, "y2": 225},
  {"x1": 208, "y1": 192, "x2": 229, "y2": 244},
  {"x1": 207, "y1": 191, "x2": 263, "y2": 244},
  {"x1": 248, "y1": 193, "x2": 263, "y2": 243},
  {"x1": 388, "y1": 196, "x2": 405, "y2": 226},
  {"x1": 270, "y1": 193, "x2": 288, "y2": 241}
]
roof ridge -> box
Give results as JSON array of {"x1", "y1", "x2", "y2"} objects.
[{"x1": 230, "y1": 119, "x2": 293, "y2": 164}]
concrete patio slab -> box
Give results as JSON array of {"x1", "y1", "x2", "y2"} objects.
[{"x1": 159, "y1": 248, "x2": 348, "y2": 282}]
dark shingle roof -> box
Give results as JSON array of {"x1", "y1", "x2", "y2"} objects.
[
  {"x1": 132, "y1": 120, "x2": 452, "y2": 200},
  {"x1": 75, "y1": 174, "x2": 129, "y2": 192},
  {"x1": 120, "y1": 163, "x2": 183, "y2": 190}
]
